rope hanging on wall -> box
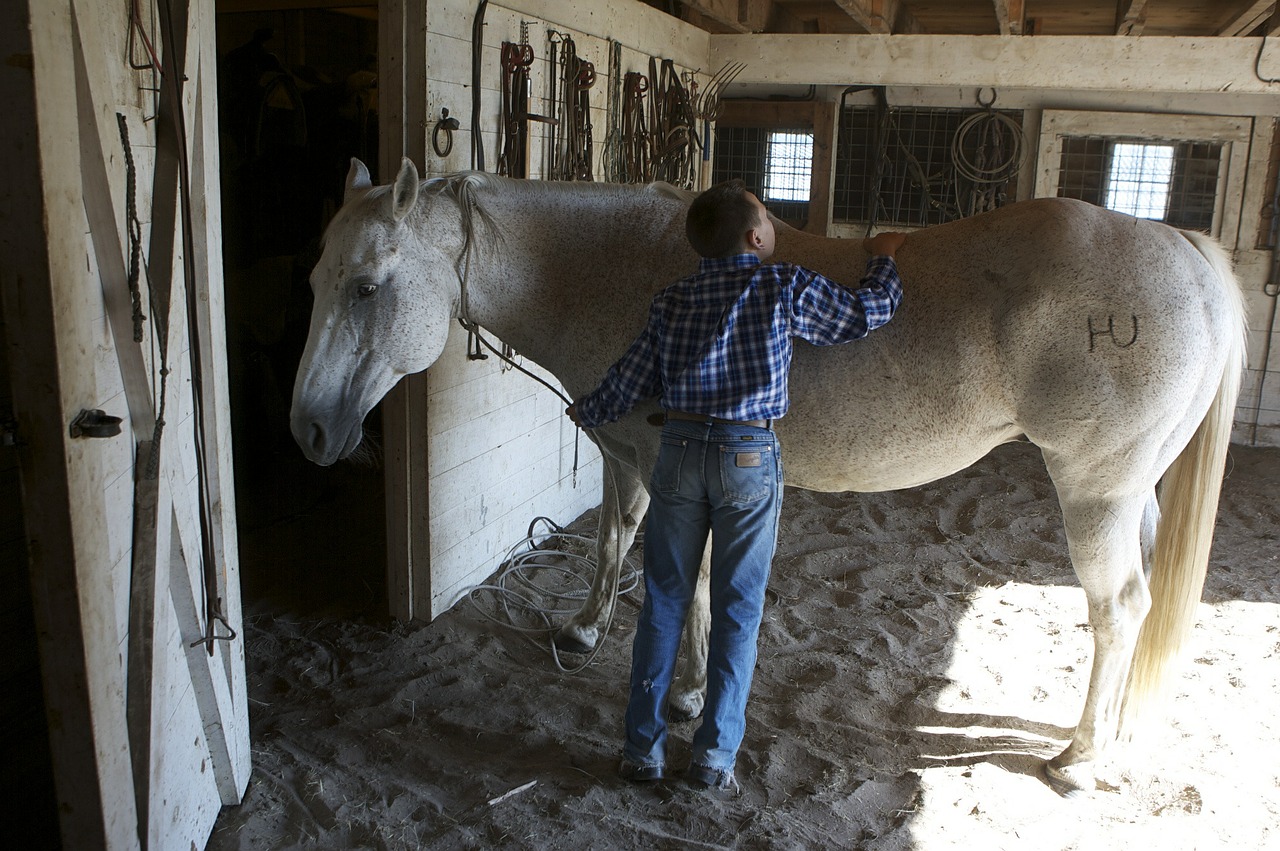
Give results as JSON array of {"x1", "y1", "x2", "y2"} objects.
[{"x1": 951, "y1": 88, "x2": 1027, "y2": 218}]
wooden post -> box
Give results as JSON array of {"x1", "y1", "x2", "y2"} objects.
[
  {"x1": 380, "y1": 0, "x2": 432, "y2": 621},
  {"x1": 808, "y1": 101, "x2": 838, "y2": 236}
]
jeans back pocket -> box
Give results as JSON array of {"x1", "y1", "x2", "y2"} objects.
[
  {"x1": 651, "y1": 434, "x2": 689, "y2": 494},
  {"x1": 719, "y1": 444, "x2": 775, "y2": 505}
]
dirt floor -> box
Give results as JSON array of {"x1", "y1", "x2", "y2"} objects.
[{"x1": 207, "y1": 441, "x2": 1279, "y2": 850}]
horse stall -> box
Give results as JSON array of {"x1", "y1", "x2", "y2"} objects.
[{"x1": 5, "y1": 1, "x2": 1280, "y2": 849}]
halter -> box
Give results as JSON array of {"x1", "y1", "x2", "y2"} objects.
[{"x1": 448, "y1": 180, "x2": 583, "y2": 485}]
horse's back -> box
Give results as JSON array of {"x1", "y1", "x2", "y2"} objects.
[{"x1": 777, "y1": 198, "x2": 1241, "y2": 494}]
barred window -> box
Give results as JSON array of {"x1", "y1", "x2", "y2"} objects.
[
  {"x1": 834, "y1": 106, "x2": 1025, "y2": 228},
  {"x1": 763, "y1": 132, "x2": 813, "y2": 202},
  {"x1": 714, "y1": 126, "x2": 811, "y2": 224},
  {"x1": 1106, "y1": 143, "x2": 1175, "y2": 218},
  {"x1": 1055, "y1": 136, "x2": 1221, "y2": 232}
]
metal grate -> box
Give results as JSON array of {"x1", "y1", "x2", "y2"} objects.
[
  {"x1": 713, "y1": 126, "x2": 811, "y2": 224},
  {"x1": 1056, "y1": 136, "x2": 1222, "y2": 232},
  {"x1": 834, "y1": 106, "x2": 1025, "y2": 228}
]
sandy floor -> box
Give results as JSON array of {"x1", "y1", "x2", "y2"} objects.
[{"x1": 207, "y1": 441, "x2": 1279, "y2": 850}]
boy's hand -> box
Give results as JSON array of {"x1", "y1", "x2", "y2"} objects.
[
  {"x1": 864, "y1": 231, "x2": 907, "y2": 258},
  {"x1": 565, "y1": 404, "x2": 582, "y2": 427}
]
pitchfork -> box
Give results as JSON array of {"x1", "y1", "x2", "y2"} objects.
[{"x1": 693, "y1": 61, "x2": 746, "y2": 161}]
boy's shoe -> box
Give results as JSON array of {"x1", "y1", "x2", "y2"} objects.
[
  {"x1": 619, "y1": 759, "x2": 665, "y2": 782},
  {"x1": 686, "y1": 763, "x2": 741, "y2": 796}
]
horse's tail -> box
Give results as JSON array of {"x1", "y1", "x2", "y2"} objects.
[{"x1": 1119, "y1": 229, "x2": 1247, "y2": 737}]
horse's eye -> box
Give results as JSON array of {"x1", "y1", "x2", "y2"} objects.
[{"x1": 356, "y1": 283, "x2": 379, "y2": 298}]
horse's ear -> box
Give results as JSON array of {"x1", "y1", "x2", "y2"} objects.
[
  {"x1": 391, "y1": 157, "x2": 420, "y2": 223},
  {"x1": 344, "y1": 158, "x2": 372, "y2": 205}
]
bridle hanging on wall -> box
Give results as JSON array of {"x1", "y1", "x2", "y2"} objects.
[
  {"x1": 546, "y1": 31, "x2": 595, "y2": 181},
  {"x1": 650, "y1": 58, "x2": 696, "y2": 189},
  {"x1": 611, "y1": 55, "x2": 697, "y2": 187},
  {"x1": 497, "y1": 40, "x2": 534, "y2": 178},
  {"x1": 497, "y1": 23, "x2": 557, "y2": 179},
  {"x1": 619, "y1": 69, "x2": 650, "y2": 183},
  {"x1": 601, "y1": 40, "x2": 624, "y2": 183}
]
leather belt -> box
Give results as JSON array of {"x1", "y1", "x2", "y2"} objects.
[{"x1": 665, "y1": 410, "x2": 769, "y2": 429}]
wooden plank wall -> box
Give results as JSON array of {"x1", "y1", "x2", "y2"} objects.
[
  {"x1": 409, "y1": 0, "x2": 710, "y2": 618},
  {"x1": 4, "y1": 0, "x2": 250, "y2": 846}
]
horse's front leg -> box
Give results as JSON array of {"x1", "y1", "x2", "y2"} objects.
[
  {"x1": 554, "y1": 459, "x2": 649, "y2": 654},
  {"x1": 669, "y1": 535, "x2": 712, "y2": 721},
  {"x1": 1044, "y1": 493, "x2": 1151, "y2": 797}
]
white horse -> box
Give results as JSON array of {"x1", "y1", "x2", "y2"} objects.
[{"x1": 291, "y1": 158, "x2": 1245, "y2": 797}]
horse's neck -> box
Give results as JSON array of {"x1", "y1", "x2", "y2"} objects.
[{"x1": 465, "y1": 182, "x2": 688, "y2": 366}]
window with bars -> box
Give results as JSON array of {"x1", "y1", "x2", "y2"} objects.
[
  {"x1": 1055, "y1": 136, "x2": 1222, "y2": 232},
  {"x1": 833, "y1": 106, "x2": 1025, "y2": 228},
  {"x1": 713, "y1": 126, "x2": 812, "y2": 224},
  {"x1": 763, "y1": 132, "x2": 813, "y2": 202}
]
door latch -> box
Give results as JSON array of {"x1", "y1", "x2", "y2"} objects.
[{"x1": 69, "y1": 409, "x2": 122, "y2": 439}]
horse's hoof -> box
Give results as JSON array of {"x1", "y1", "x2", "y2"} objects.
[
  {"x1": 667, "y1": 692, "x2": 705, "y2": 723},
  {"x1": 553, "y1": 627, "x2": 596, "y2": 655},
  {"x1": 1042, "y1": 761, "x2": 1094, "y2": 799},
  {"x1": 667, "y1": 704, "x2": 703, "y2": 724}
]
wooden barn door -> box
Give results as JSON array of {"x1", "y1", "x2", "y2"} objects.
[{"x1": 2, "y1": 0, "x2": 249, "y2": 847}]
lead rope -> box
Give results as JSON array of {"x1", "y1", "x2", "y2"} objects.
[
  {"x1": 454, "y1": 246, "x2": 633, "y2": 672},
  {"x1": 455, "y1": 246, "x2": 580, "y2": 485}
]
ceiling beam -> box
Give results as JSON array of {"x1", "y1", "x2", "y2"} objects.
[
  {"x1": 993, "y1": 0, "x2": 1025, "y2": 36},
  {"x1": 1114, "y1": 0, "x2": 1150, "y2": 36},
  {"x1": 833, "y1": 0, "x2": 924, "y2": 35},
  {"x1": 680, "y1": 0, "x2": 806, "y2": 34},
  {"x1": 1218, "y1": 0, "x2": 1275, "y2": 36},
  {"x1": 710, "y1": 33, "x2": 1280, "y2": 95},
  {"x1": 680, "y1": 0, "x2": 766, "y2": 33},
  {"x1": 215, "y1": 0, "x2": 376, "y2": 11}
]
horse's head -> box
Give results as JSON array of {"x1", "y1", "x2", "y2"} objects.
[{"x1": 291, "y1": 157, "x2": 460, "y2": 465}]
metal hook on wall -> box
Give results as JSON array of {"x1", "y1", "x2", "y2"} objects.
[{"x1": 433, "y1": 107, "x2": 461, "y2": 157}]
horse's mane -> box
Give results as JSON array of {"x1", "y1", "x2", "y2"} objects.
[
  {"x1": 421, "y1": 172, "x2": 692, "y2": 266},
  {"x1": 322, "y1": 170, "x2": 692, "y2": 271},
  {"x1": 437, "y1": 171, "x2": 691, "y2": 204}
]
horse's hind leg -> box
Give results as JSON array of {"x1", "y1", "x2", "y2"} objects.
[
  {"x1": 554, "y1": 459, "x2": 649, "y2": 654},
  {"x1": 1045, "y1": 490, "x2": 1152, "y2": 796},
  {"x1": 669, "y1": 535, "x2": 713, "y2": 721}
]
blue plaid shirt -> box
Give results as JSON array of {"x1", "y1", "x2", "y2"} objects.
[{"x1": 574, "y1": 254, "x2": 902, "y2": 427}]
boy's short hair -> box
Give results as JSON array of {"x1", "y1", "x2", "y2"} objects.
[{"x1": 686, "y1": 179, "x2": 762, "y2": 258}]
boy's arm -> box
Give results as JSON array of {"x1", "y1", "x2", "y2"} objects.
[{"x1": 790, "y1": 244, "x2": 904, "y2": 345}]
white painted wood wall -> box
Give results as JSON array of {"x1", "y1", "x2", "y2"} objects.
[
  {"x1": 387, "y1": 0, "x2": 709, "y2": 620},
  {"x1": 4, "y1": 0, "x2": 249, "y2": 846}
]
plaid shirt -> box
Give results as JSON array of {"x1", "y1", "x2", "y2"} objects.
[{"x1": 574, "y1": 253, "x2": 902, "y2": 427}]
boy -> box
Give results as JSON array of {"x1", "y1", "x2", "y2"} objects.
[{"x1": 567, "y1": 179, "x2": 905, "y2": 793}]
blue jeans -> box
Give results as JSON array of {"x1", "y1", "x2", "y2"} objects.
[{"x1": 623, "y1": 419, "x2": 783, "y2": 773}]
